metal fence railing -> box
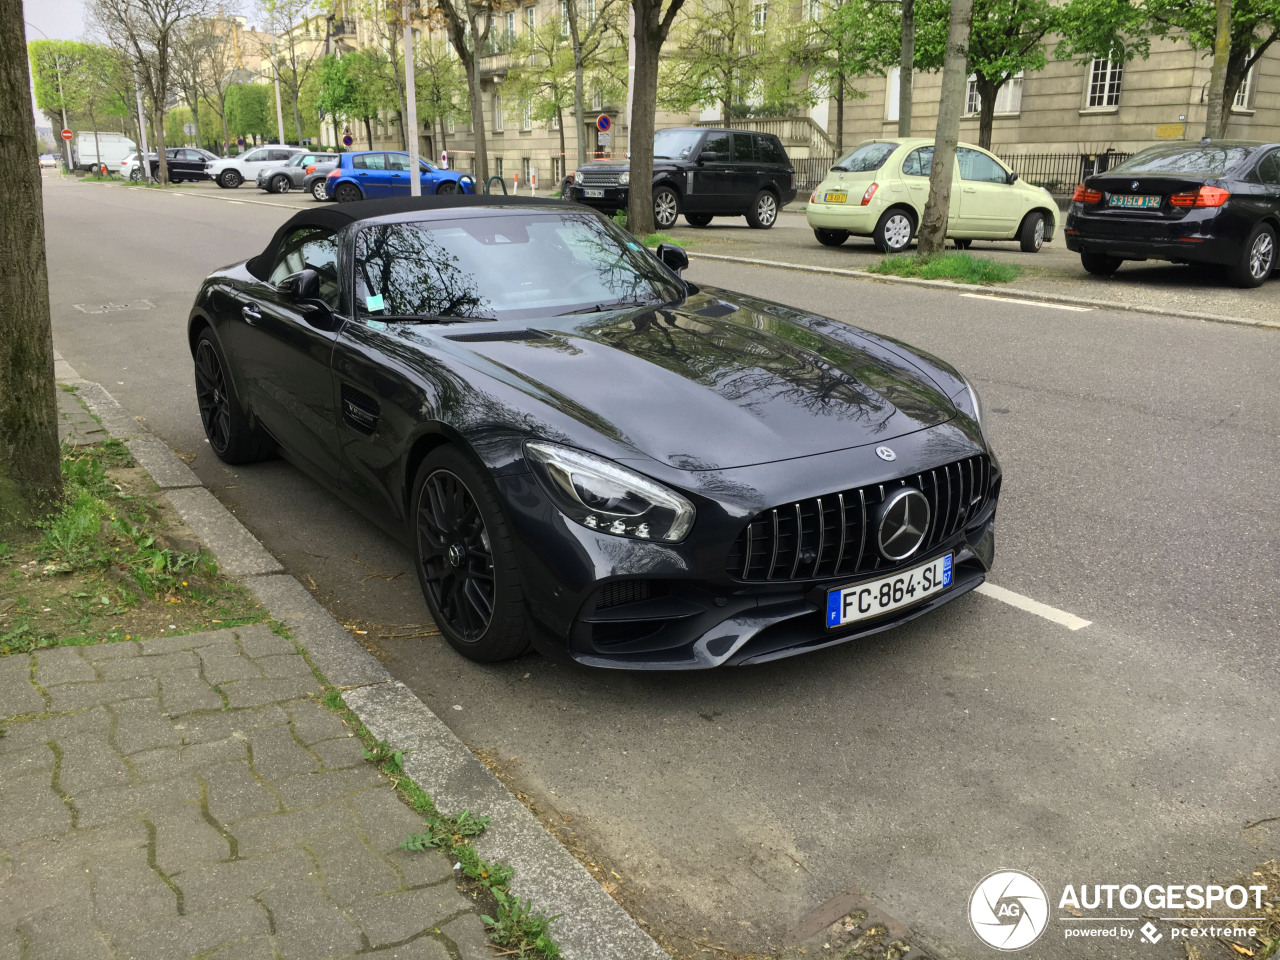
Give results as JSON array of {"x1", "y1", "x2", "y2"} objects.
[
  {"x1": 793, "y1": 156, "x2": 834, "y2": 196},
  {"x1": 996, "y1": 152, "x2": 1134, "y2": 196}
]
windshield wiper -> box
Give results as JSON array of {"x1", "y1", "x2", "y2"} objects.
[
  {"x1": 555, "y1": 298, "x2": 661, "y2": 316},
  {"x1": 374, "y1": 314, "x2": 496, "y2": 325}
]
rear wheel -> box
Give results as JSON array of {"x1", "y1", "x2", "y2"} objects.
[
  {"x1": 653, "y1": 186, "x2": 680, "y2": 230},
  {"x1": 1019, "y1": 211, "x2": 1046, "y2": 253},
  {"x1": 873, "y1": 208, "x2": 915, "y2": 254},
  {"x1": 334, "y1": 182, "x2": 362, "y2": 203},
  {"x1": 684, "y1": 213, "x2": 713, "y2": 227},
  {"x1": 272, "y1": 174, "x2": 291, "y2": 194},
  {"x1": 129, "y1": 168, "x2": 142, "y2": 183},
  {"x1": 814, "y1": 228, "x2": 849, "y2": 247},
  {"x1": 953, "y1": 238, "x2": 972, "y2": 250},
  {"x1": 1228, "y1": 222, "x2": 1276, "y2": 288},
  {"x1": 410, "y1": 447, "x2": 531, "y2": 663},
  {"x1": 746, "y1": 190, "x2": 779, "y2": 229},
  {"x1": 219, "y1": 170, "x2": 242, "y2": 189},
  {"x1": 1080, "y1": 250, "x2": 1123, "y2": 276},
  {"x1": 311, "y1": 179, "x2": 328, "y2": 201},
  {"x1": 193, "y1": 331, "x2": 274, "y2": 465}
]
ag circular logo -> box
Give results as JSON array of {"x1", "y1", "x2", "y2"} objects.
[{"x1": 969, "y1": 870, "x2": 1049, "y2": 951}]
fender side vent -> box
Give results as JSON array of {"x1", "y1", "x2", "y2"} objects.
[{"x1": 444, "y1": 329, "x2": 552, "y2": 343}]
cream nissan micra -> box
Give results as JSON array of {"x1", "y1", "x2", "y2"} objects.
[{"x1": 806, "y1": 138, "x2": 1059, "y2": 254}]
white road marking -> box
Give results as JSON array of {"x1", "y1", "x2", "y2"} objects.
[
  {"x1": 976, "y1": 582, "x2": 1092, "y2": 630},
  {"x1": 961, "y1": 293, "x2": 1093, "y2": 312}
]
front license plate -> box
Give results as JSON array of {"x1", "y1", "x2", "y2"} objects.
[
  {"x1": 826, "y1": 554, "x2": 953, "y2": 628},
  {"x1": 1107, "y1": 194, "x2": 1161, "y2": 209},
  {"x1": 824, "y1": 191, "x2": 847, "y2": 203},
  {"x1": 584, "y1": 188, "x2": 604, "y2": 198}
]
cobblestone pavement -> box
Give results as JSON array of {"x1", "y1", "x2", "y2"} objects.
[
  {"x1": 0, "y1": 625, "x2": 494, "y2": 960},
  {"x1": 55, "y1": 387, "x2": 106, "y2": 447}
]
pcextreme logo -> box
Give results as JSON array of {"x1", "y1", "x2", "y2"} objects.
[{"x1": 969, "y1": 870, "x2": 1050, "y2": 951}]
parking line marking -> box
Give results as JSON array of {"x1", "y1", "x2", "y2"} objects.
[
  {"x1": 976, "y1": 583, "x2": 1092, "y2": 630},
  {"x1": 961, "y1": 293, "x2": 1093, "y2": 312}
]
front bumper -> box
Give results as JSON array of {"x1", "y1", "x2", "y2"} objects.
[
  {"x1": 496, "y1": 435, "x2": 1001, "y2": 669},
  {"x1": 565, "y1": 184, "x2": 628, "y2": 213}
]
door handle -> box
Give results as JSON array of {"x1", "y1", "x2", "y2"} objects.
[
  {"x1": 963, "y1": 187, "x2": 977, "y2": 193},
  {"x1": 241, "y1": 304, "x2": 261, "y2": 324}
]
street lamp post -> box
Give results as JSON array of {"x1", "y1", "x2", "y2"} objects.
[
  {"x1": 402, "y1": 3, "x2": 420, "y2": 196},
  {"x1": 271, "y1": 42, "x2": 286, "y2": 144}
]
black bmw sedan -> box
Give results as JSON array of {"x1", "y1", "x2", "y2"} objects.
[
  {"x1": 1064, "y1": 139, "x2": 1280, "y2": 287},
  {"x1": 189, "y1": 196, "x2": 999, "y2": 669}
]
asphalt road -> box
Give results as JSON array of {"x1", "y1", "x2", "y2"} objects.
[{"x1": 42, "y1": 174, "x2": 1280, "y2": 959}]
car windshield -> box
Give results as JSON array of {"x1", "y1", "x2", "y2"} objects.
[
  {"x1": 653, "y1": 129, "x2": 703, "y2": 160},
  {"x1": 1113, "y1": 144, "x2": 1256, "y2": 177},
  {"x1": 353, "y1": 211, "x2": 683, "y2": 322},
  {"x1": 832, "y1": 142, "x2": 899, "y2": 172}
]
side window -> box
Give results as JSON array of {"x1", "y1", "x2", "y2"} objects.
[
  {"x1": 353, "y1": 153, "x2": 387, "y2": 170},
  {"x1": 732, "y1": 133, "x2": 755, "y2": 163},
  {"x1": 242, "y1": 149, "x2": 267, "y2": 163},
  {"x1": 386, "y1": 154, "x2": 413, "y2": 171},
  {"x1": 901, "y1": 146, "x2": 933, "y2": 177},
  {"x1": 755, "y1": 135, "x2": 784, "y2": 165},
  {"x1": 269, "y1": 149, "x2": 293, "y2": 162},
  {"x1": 1255, "y1": 151, "x2": 1280, "y2": 185},
  {"x1": 700, "y1": 132, "x2": 731, "y2": 159},
  {"x1": 268, "y1": 228, "x2": 341, "y2": 308},
  {"x1": 957, "y1": 148, "x2": 1009, "y2": 184}
]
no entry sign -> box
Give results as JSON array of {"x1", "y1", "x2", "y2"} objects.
[{"x1": 60, "y1": 128, "x2": 73, "y2": 141}]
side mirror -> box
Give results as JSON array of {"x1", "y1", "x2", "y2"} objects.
[
  {"x1": 656, "y1": 243, "x2": 688, "y2": 275},
  {"x1": 697, "y1": 151, "x2": 721, "y2": 164},
  {"x1": 1007, "y1": 171, "x2": 1019, "y2": 184},
  {"x1": 277, "y1": 267, "x2": 320, "y2": 301}
]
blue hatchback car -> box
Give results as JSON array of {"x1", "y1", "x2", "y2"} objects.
[{"x1": 326, "y1": 151, "x2": 475, "y2": 201}]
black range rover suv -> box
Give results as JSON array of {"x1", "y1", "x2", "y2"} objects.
[{"x1": 566, "y1": 127, "x2": 797, "y2": 229}]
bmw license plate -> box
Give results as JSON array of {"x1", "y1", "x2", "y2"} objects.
[
  {"x1": 824, "y1": 191, "x2": 848, "y2": 203},
  {"x1": 826, "y1": 554, "x2": 953, "y2": 628},
  {"x1": 1107, "y1": 194, "x2": 1161, "y2": 209},
  {"x1": 584, "y1": 188, "x2": 604, "y2": 198}
]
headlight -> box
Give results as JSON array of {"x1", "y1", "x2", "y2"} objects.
[
  {"x1": 953, "y1": 376, "x2": 987, "y2": 437},
  {"x1": 573, "y1": 169, "x2": 583, "y2": 185},
  {"x1": 618, "y1": 171, "x2": 630, "y2": 186},
  {"x1": 524, "y1": 441, "x2": 694, "y2": 542}
]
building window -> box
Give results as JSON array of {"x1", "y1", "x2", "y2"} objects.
[
  {"x1": 1234, "y1": 64, "x2": 1255, "y2": 108},
  {"x1": 552, "y1": 156, "x2": 563, "y2": 181},
  {"x1": 525, "y1": 6, "x2": 535, "y2": 32},
  {"x1": 493, "y1": 94, "x2": 503, "y2": 132},
  {"x1": 592, "y1": 88, "x2": 603, "y2": 110},
  {"x1": 495, "y1": 157, "x2": 504, "y2": 178},
  {"x1": 446, "y1": 116, "x2": 455, "y2": 134},
  {"x1": 806, "y1": 0, "x2": 822, "y2": 20},
  {"x1": 965, "y1": 73, "x2": 1023, "y2": 115},
  {"x1": 522, "y1": 157, "x2": 531, "y2": 182},
  {"x1": 521, "y1": 100, "x2": 533, "y2": 131},
  {"x1": 1087, "y1": 58, "x2": 1123, "y2": 108},
  {"x1": 560, "y1": 0, "x2": 569, "y2": 33},
  {"x1": 752, "y1": 0, "x2": 768, "y2": 29},
  {"x1": 550, "y1": 113, "x2": 560, "y2": 130},
  {"x1": 506, "y1": 11, "x2": 515, "y2": 38}
]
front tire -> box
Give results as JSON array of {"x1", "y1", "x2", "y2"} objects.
[
  {"x1": 219, "y1": 170, "x2": 242, "y2": 189},
  {"x1": 435, "y1": 180, "x2": 458, "y2": 195},
  {"x1": 953, "y1": 238, "x2": 972, "y2": 250},
  {"x1": 814, "y1": 228, "x2": 849, "y2": 247},
  {"x1": 334, "y1": 182, "x2": 362, "y2": 203},
  {"x1": 272, "y1": 175, "x2": 291, "y2": 194},
  {"x1": 684, "y1": 213, "x2": 713, "y2": 227},
  {"x1": 1080, "y1": 250, "x2": 1123, "y2": 276},
  {"x1": 1229, "y1": 222, "x2": 1275, "y2": 288},
  {"x1": 873, "y1": 208, "x2": 915, "y2": 254},
  {"x1": 311, "y1": 179, "x2": 328, "y2": 201},
  {"x1": 193, "y1": 331, "x2": 274, "y2": 465},
  {"x1": 746, "y1": 190, "x2": 779, "y2": 229},
  {"x1": 411, "y1": 447, "x2": 531, "y2": 663},
  {"x1": 653, "y1": 185, "x2": 680, "y2": 230},
  {"x1": 1019, "y1": 211, "x2": 1046, "y2": 253}
]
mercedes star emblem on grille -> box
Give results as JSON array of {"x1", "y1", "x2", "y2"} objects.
[
  {"x1": 877, "y1": 488, "x2": 931, "y2": 562},
  {"x1": 876, "y1": 446, "x2": 896, "y2": 461}
]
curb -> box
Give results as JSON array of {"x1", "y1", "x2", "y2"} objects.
[
  {"x1": 685, "y1": 250, "x2": 1280, "y2": 332},
  {"x1": 56, "y1": 355, "x2": 670, "y2": 960}
]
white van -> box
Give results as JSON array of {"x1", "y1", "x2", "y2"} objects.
[{"x1": 74, "y1": 132, "x2": 137, "y2": 172}]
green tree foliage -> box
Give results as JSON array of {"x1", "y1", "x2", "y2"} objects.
[
  {"x1": 780, "y1": 0, "x2": 872, "y2": 154},
  {"x1": 414, "y1": 37, "x2": 470, "y2": 155},
  {"x1": 28, "y1": 40, "x2": 133, "y2": 164},
  {"x1": 225, "y1": 82, "x2": 274, "y2": 143},
  {"x1": 316, "y1": 49, "x2": 395, "y2": 149},
  {"x1": 259, "y1": 0, "x2": 327, "y2": 143}
]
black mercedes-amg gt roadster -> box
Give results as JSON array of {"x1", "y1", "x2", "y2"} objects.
[{"x1": 189, "y1": 196, "x2": 1000, "y2": 669}]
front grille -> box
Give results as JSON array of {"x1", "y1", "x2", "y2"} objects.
[
  {"x1": 579, "y1": 168, "x2": 624, "y2": 187},
  {"x1": 726, "y1": 455, "x2": 993, "y2": 583}
]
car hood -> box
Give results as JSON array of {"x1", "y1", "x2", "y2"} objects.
[{"x1": 417, "y1": 289, "x2": 958, "y2": 471}]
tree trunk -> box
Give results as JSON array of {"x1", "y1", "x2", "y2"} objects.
[
  {"x1": 556, "y1": 105, "x2": 566, "y2": 180},
  {"x1": 154, "y1": 104, "x2": 170, "y2": 185},
  {"x1": 627, "y1": 1, "x2": 663, "y2": 235},
  {"x1": 462, "y1": 55, "x2": 489, "y2": 182},
  {"x1": 1205, "y1": 0, "x2": 1233, "y2": 138},
  {"x1": 91, "y1": 116, "x2": 102, "y2": 175},
  {"x1": 721, "y1": 94, "x2": 730, "y2": 127},
  {"x1": 918, "y1": 0, "x2": 972, "y2": 258},
  {"x1": 976, "y1": 75, "x2": 997, "y2": 149},
  {"x1": 835, "y1": 71, "x2": 844, "y2": 155},
  {"x1": 219, "y1": 102, "x2": 229, "y2": 154},
  {"x1": 897, "y1": 0, "x2": 913, "y2": 137},
  {"x1": 573, "y1": 48, "x2": 588, "y2": 170},
  {"x1": 192, "y1": 98, "x2": 203, "y2": 151},
  {"x1": 364, "y1": 115, "x2": 374, "y2": 149},
  {"x1": 293, "y1": 93, "x2": 303, "y2": 144},
  {"x1": 0, "y1": 0, "x2": 62, "y2": 514}
]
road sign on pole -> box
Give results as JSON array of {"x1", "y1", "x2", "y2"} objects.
[
  {"x1": 183, "y1": 123, "x2": 195, "y2": 136},
  {"x1": 60, "y1": 128, "x2": 73, "y2": 141},
  {"x1": 342, "y1": 134, "x2": 354, "y2": 147},
  {"x1": 596, "y1": 115, "x2": 611, "y2": 133}
]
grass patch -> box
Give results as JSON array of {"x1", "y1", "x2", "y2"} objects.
[
  {"x1": 868, "y1": 252, "x2": 1020, "y2": 285},
  {"x1": 79, "y1": 174, "x2": 120, "y2": 182},
  {"x1": 312, "y1": 686, "x2": 562, "y2": 959},
  {"x1": 610, "y1": 209, "x2": 692, "y2": 249},
  {"x1": 0, "y1": 439, "x2": 267, "y2": 657}
]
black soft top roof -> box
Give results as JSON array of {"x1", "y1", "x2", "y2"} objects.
[{"x1": 248, "y1": 194, "x2": 578, "y2": 279}]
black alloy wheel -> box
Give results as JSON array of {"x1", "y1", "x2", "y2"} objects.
[
  {"x1": 1080, "y1": 250, "x2": 1123, "y2": 276},
  {"x1": 219, "y1": 170, "x2": 242, "y2": 188},
  {"x1": 272, "y1": 174, "x2": 291, "y2": 194},
  {"x1": 953, "y1": 238, "x2": 973, "y2": 250},
  {"x1": 334, "y1": 182, "x2": 361, "y2": 203},
  {"x1": 1229, "y1": 222, "x2": 1276, "y2": 288},
  {"x1": 193, "y1": 332, "x2": 273, "y2": 465},
  {"x1": 311, "y1": 179, "x2": 328, "y2": 201},
  {"x1": 436, "y1": 180, "x2": 458, "y2": 195},
  {"x1": 411, "y1": 448, "x2": 530, "y2": 661}
]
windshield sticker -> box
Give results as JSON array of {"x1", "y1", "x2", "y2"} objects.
[{"x1": 366, "y1": 293, "x2": 385, "y2": 313}]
